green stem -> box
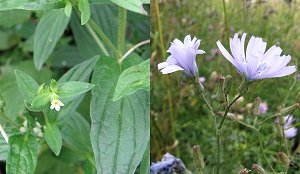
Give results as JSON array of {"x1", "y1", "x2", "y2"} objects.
[
  {"x1": 194, "y1": 79, "x2": 219, "y2": 174},
  {"x1": 0, "y1": 111, "x2": 18, "y2": 128},
  {"x1": 117, "y1": 7, "x2": 127, "y2": 54},
  {"x1": 218, "y1": 94, "x2": 243, "y2": 130},
  {"x1": 257, "y1": 130, "x2": 276, "y2": 172},
  {"x1": 155, "y1": 0, "x2": 166, "y2": 58},
  {"x1": 44, "y1": 114, "x2": 49, "y2": 125},
  {"x1": 222, "y1": 0, "x2": 230, "y2": 39},
  {"x1": 85, "y1": 23, "x2": 109, "y2": 56},
  {"x1": 88, "y1": 18, "x2": 121, "y2": 57}
]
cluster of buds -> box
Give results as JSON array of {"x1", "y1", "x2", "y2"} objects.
[
  {"x1": 19, "y1": 118, "x2": 43, "y2": 138},
  {"x1": 38, "y1": 79, "x2": 64, "y2": 112}
]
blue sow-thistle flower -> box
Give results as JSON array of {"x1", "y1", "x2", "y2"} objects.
[
  {"x1": 158, "y1": 35, "x2": 206, "y2": 77},
  {"x1": 216, "y1": 33, "x2": 297, "y2": 80}
]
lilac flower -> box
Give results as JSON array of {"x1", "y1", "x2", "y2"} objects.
[
  {"x1": 199, "y1": 76, "x2": 206, "y2": 83},
  {"x1": 216, "y1": 33, "x2": 296, "y2": 80},
  {"x1": 150, "y1": 153, "x2": 186, "y2": 174},
  {"x1": 158, "y1": 35, "x2": 205, "y2": 77},
  {"x1": 283, "y1": 115, "x2": 297, "y2": 139},
  {"x1": 259, "y1": 102, "x2": 268, "y2": 114}
]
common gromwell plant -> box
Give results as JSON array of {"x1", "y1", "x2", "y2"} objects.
[{"x1": 0, "y1": 0, "x2": 150, "y2": 174}]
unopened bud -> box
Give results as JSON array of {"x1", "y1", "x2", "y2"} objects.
[
  {"x1": 279, "y1": 103, "x2": 299, "y2": 116},
  {"x1": 239, "y1": 168, "x2": 250, "y2": 174},
  {"x1": 252, "y1": 164, "x2": 265, "y2": 174},
  {"x1": 50, "y1": 79, "x2": 58, "y2": 92},
  {"x1": 218, "y1": 112, "x2": 237, "y2": 120},
  {"x1": 217, "y1": 76, "x2": 226, "y2": 103},
  {"x1": 19, "y1": 127, "x2": 26, "y2": 133},
  {"x1": 253, "y1": 97, "x2": 261, "y2": 115},
  {"x1": 192, "y1": 145, "x2": 205, "y2": 170},
  {"x1": 208, "y1": 71, "x2": 218, "y2": 90},
  {"x1": 223, "y1": 75, "x2": 232, "y2": 95},
  {"x1": 278, "y1": 152, "x2": 290, "y2": 166}
]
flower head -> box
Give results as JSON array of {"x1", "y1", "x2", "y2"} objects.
[
  {"x1": 50, "y1": 99, "x2": 64, "y2": 111},
  {"x1": 217, "y1": 33, "x2": 296, "y2": 80},
  {"x1": 259, "y1": 102, "x2": 268, "y2": 114},
  {"x1": 150, "y1": 153, "x2": 186, "y2": 174},
  {"x1": 158, "y1": 35, "x2": 205, "y2": 77},
  {"x1": 283, "y1": 115, "x2": 297, "y2": 139}
]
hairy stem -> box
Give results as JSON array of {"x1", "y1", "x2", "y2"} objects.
[{"x1": 117, "y1": 7, "x2": 127, "y2": 54}]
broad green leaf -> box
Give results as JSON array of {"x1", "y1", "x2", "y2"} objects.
[
  {"x1": 51, "y1": 45, "x2": 85, "y2": 68},
  {"x1": 110, "y1": 0, "x2": 148, "y2": 15},
  {"x1": 6, "y1": 134, "x2": 38, "y2": 174},
  {"x1": 0, "y1": 137, "x2": 9, "y2": 160},
  {"x1": 0, "y1": 0, "x2": 65, "y2": 11},
  {"x1": 31, "y1": 93, "x2": 51, "y2": 110},
  {"x1": 44, "y1": 123, "x2": 62, "y2": 156},
  {"x1": 91, "y1": 56, "x2": 150, "y2": 174},
  {"x1": 139, "y1": 141, "x2": 150, "y2": 174},
  {"x1": 58, "y1": 81, "x2": 94, "y2": 99},
  {"x1": 14, "y1": 69, "x2": 39, "y2": 103},
  {"x1": 34, "y1": 9, "x2": 70, "y2": 70},
  {"x1": 78, "y1": 0, "x2": 91, "y2": 25},
  {"x1": 113, "y1": 58, "x2": 150, "y2": 101},
  {"x1": 61, "y1": 112, "x2": 92, "y2": 153}
]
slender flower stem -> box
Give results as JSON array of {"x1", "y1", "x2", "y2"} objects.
[
  {"x1": 279, "y1": 115, "x2": 290, "y2": 173},
  {"x1": 194, "y1": 79, "x2": 219, "y2": 174},
  {"x1": 88, "y1": 18, "x2": 121, "y2": 57},
  {"x1": 73, "y1": 7, "x2": 120, "y2": 57},
  {"x1": 218, "y1": 94, "x2": 243, "y2": 130},
  {"x1": 85, "y1": 23, "x2": 109, "y2": 56},
  {"x1": 155, "y1": 0, "x2": 175, "y2": 144},
  {"x1": 119, "y1": 39, "x2": 150, "y2": 62},
  {"x1": 0, "y1": 124, "x2": 8, "y2": 143},
  {"x1": 117, "y1": 7, "x2": 127, "y2": 54},
  {"x1": 222, "y1": 0, "x2": 230, "y2": 39},
  {"x1": 257, "y1": 130, "x2": 276, "y2": 172},
  {"x1": 155, "y1": 0, "x2": 166, "y2": 58}
]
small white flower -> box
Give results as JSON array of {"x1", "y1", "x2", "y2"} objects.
[
  {"x1": 19, "y1": 127, "x2": 26, "y2": 133},
  {"x1": 23, "y1": 119, "x2": 28, "y2": 128},
  {"x1": 50, "y1": 99, "x2": 64, "y2": 111},
  {"x1": 33, "y1": 127, "x2": 41, "y2": 135}
]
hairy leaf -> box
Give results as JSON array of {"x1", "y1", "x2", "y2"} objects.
[
  {"x1": 113, "y1": 58, "x2": 150, "y2": 101},
  {"x1": 14, "y1": 69, "x2": 39, "y2": 102},
  {"x1": 44, "y1": 123, "x2": 62, "y2": 156},
  {"x1": 6, "y1": 134, "x2": 38, "y2": 174},
  {"x1": 91, "y1": 56, "x2": 150, "y2": 173},
  {"x1": 34, "y1": 9, "x2": 70, "y2": 70},
  {"x1": 58, "y1": 81, "x2": 94, "y2": 99}
]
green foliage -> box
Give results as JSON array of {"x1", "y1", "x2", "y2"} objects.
[
  {"x1": 78, "y1": 0, "x2": 91, "y2": 25},
  {"x1": 113, "y1": 58, "x2": 150, "y2": 101},
  {"x1": 14, "y1": 69, "x2": 39, "y2": 102},
  {"x1": 91, "y1": 56, "x2": 150, "y2": 173},
  {"x1": 31, "y1": 93, "x2": 51, "y2": 110},
  {"x1": 0, "y1": 0, "x2": 65, "y2": 11},
  {"x1": 6, "y1": 134, "x2": 38, "y2": 174},
  {"x1": 58, "y1": 81, "x2": 95, "y2": 99},
  {"x1": 34, "y1": 9, "x2": 70, "y2": 70},
  {"x1": 44, "y1": 123, "x2": 62, "y2": 156},
  {"x1": 110, "y1": 0, "x2": 149, "y2": 14}
]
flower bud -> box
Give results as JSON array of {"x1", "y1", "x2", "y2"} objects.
[
  {"x1": 208, "y1": 71, "x2": 218, "y2": 90},
  {"x1": 192, "y1": 145, "x2": 205, "y2": 170},
  {"x1": 238, "y1": 167, "x2": 250, "y2": 174},
  {"x1": 223, "y1": 75, "x2": 232, "y2": 95},
  {"x1": 19, "y1": 127, "x2": 26, "y2": 133},
  {"x1": 50, "y1": 79, "x2": 58, "y2": 93},
  {"x1": 253, "y1": 97, "x2": 261, "y2": 115},
  {"x1": 279, "y1": 103, "x2": 299, "y2": 116},
  {"x1": 252, "y1": 164, "x2": 265, "y2": 174},
  {"x1": 217, "y1": 76, "x2": 226, "y2": 104},
  {"x1": 278, "y1": 152, "x2": 290, "y2": 166}
]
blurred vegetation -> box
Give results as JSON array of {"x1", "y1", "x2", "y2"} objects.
[{"x1": 151, "y1": 0, "x2": 300, "y2": 173}]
